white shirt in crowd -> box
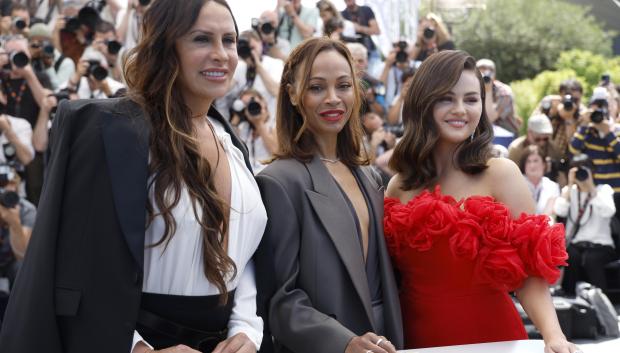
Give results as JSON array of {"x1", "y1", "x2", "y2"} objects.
[
  {"x1": 526, "y1": 176, "x2": 560, "y2": 215},
  {"x1": 0, "y1": 115, "x2": 34, "y2": 164},
  {"x1": 132, "y1": 117, "x2": 268, "y2": 352},
  {"x1": 59, "y1": 76, "x2": 125, "y2": 99},
  {"x1": 554, "y1": 183, "x2": 616, "y2": 247},
  {"x1": 237, "y1": 120, "x2": 275, "y2": 173},
  {"x1": 45, "y1": 49, "x2": 76, "y2": 90}
]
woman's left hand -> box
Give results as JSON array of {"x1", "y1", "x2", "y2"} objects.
[
  {"x1": 212, "y1": 333, "x2": 256, "y2": 353},
  {"x1": 544, "y1": 336, "x2": 582, "y2": 353}
]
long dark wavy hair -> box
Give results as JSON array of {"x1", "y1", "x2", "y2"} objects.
[
  {"x1": 273, "y1": 37, "x2": 368, "y2": 168},
  {"x1": 389, "y1": 50, "x2": 493, "y2": 191},
  {"x1": 123, "y1": 0, "x2": 238, "y2": 303}
]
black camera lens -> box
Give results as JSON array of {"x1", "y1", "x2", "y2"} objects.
[
  {"x1": 13, "y1": 17, "x2": 26, "y2": 30},
  {"x1": 590, "y1": 109, "x2": 605, "y2": 124},
  {"x1": 10, "y1": 51, "x2": 30, "y2": 68},
  {"x1": 0, "y1": 190, "x2": 19, "y2": 208},
  {"x1": 395, "y1": 50, "x2": 408, "y2": 63},
  {"x1": 86, "y1": 60, "x2": 108, "y2": 81},
  {"x1": 139, "y1": 0, "x2": 151, "y2": 6},
  {"x1": 562, "y1": 94, "x2": 574, "y2": 111},
  {"x1": 261, "y1": 22, "x2": 274, "y2": 34},
  {"x1": 396, "y1": 41, "x2": 407, "y2": 50},
  {"x1": 575, "y1": 167, "x2": 589, "y2": 182},
  {"x1": 483, "y1": 74, "x2": 492, "y2": 84},
  {"x1": 106, "y1": 40, "x2": 122, "y2": 55},
  {"x1": 423, "y1": 27, "x2": 435, "y2": 39},
  {"x1": 237, "y1": 38, "x2": 252, "y2": 59},
  {"x1": 247, "y1": 98, "x2": 262, "y2": 116}
]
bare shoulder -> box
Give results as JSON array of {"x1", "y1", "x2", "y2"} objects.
[
  {"x1": 485, "y1": 157, "x2": 535, "y2": 216},
  {"x1": 386, "y1": 173, "x2": 404, "y2": 199}
]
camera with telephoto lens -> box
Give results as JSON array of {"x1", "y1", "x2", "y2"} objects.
[
  {"x1": 483, "y1": 74, "x2": 492, "y2": 84},
  {"x1": 423, "y1": 27, "x2": 435, "y2": 39},
  {"x1": 63, "y1": 3, "x2": 102, "y2": 42},
  {"x1": 232, "y1": 96, "x2": 262, "y2": 127},
  {"x1": 12, "y1": 17, "x2": 27, "y2": 31},
  {"x1": 590, "y1": 99, "x2": 608, "y2": 124},
  {"x1": 0, "y1": 164, "x2": 18, "y2": 209},
  {"x1": 395, "y1": 41, "x2": 408, "y2": 63},
  {"x1": 85, "y1": 60, "x2": 108, "y2": 81},
  {"x1": 562, "y1": 94, "x2": 574, "y2": 111},
  {"x1": 106, "y1": 40, "x2": 122, "y2": 55},
  {"x1": 251, "y1": 18, "x2": 275, "y2": 35},
  {"x1": 2, "y1": 51, "x2": 30, "y2": 71},
  {"x1": 571, "y1": 154, "x2": 593, "y2": 182},
  {"x1": 237, "y1": 38, "x2": 252, "y2": 60}
]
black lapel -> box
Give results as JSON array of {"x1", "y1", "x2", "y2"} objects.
[
  {"x1": 208, "y1": 106, "x2": 253, "y2": 173},
  {"x1": 304, "y1": 156, "x2": 376, "y2": 330},
  {"x1": 101, "y1": 100, "x2": 150, "y2": 271}
]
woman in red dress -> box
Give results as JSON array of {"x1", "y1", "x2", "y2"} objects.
[{"x1": 384, "y1": 50, "x2": 580, "y2": 353}]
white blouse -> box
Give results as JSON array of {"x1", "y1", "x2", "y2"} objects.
[{"x1": 132, "y1": 117, "x2": 268, "y2": 351}]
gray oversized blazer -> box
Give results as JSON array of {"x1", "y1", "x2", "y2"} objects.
[{"x1": 254, "y1": 156, "x2": 403, "y2": 353}]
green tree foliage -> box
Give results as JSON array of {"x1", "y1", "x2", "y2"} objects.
[
  {"x1": 511, "y1": 50, "x2": 620, "y2": 133},
  {"x1": 451, "y1": 0, "x2": 614, "y2": 83}
]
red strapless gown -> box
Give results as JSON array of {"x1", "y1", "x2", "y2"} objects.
[{"x1": 384, "y1": 187, "x2": 568, "y2": 349}]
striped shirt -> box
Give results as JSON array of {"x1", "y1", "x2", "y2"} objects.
[{"x1": 570, "y1": 125, "x2": 620, "y2": 193}]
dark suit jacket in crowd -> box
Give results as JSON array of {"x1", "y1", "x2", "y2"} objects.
[
  {"x1": 254, "y1": 157, "x2": 404, "y2": 353},
  {"x1": 0, "y1": 98, "x2": 252, "y2": 353}
]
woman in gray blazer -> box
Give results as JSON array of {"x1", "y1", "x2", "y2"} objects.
[{"x1": 254, "y1": 37, "x2": 403, "y2": 353}]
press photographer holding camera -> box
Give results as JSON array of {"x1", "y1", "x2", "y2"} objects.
[
  {"x1": 0, "y1": 3, "x2": 30, "y2": 37},
  {"x1": 32, "y1": 87, "x2": 77, "y2": 153},
  {"x1": 28, "y1": 23, "x2": 75, "y2": 90},
  {"x1": 230, "y1": 89, "x2": 277, "y2": 173},
  {"x1": 569, "y1": 87, "x2": 620, "y2": 195},
  {"x1": 61, "y1": 49, "x2": 124, "y2": 99},
  {"x1": 91, "y1": 20, "x2": 123, "y2": 81},
  {"x1": 554, "y1": 153, "x2": 618, "y2": 296},
  {"x1": 410, "y1": 13, "x2": 455, "y2": 62},
  {"x1": 254, "y1": 11, "x2": 289, "y2": 61},
  {"x1": 116, "y1": 0, "x2": 150, "y2": 52},
  {"x1": 476, "y1": 58, "x2": 521, "y2": 135},
  {"x1": 379, "y1": 40, "x2": 414, "y2": 108}
]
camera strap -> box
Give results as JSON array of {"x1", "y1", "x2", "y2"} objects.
[{"x1": 569, "y1": 190, "x2": 592, "y2": 241}]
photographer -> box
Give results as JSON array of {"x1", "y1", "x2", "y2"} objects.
[
  {"x1": 2, "y1": 3, "x2": 30, "y2": 37},
  {"x1": 32, "y1": 88, "x2": 76, "y2": 153},
  {"x1": 379, "y1": 40, "x2": 414, "y2": 108},
  {"x1": 28, "y1": 23, "x2": 75, "y2": 90},
  {"x1": 223, "y1": 30, "x2": 283, "y2": 122},
  {"x1": 386, "y1": 67, "x2": 414, "y2": 125},
  {"x1": 0, "y1": 165, "x2": 36, "y2": 290},
  {"x1": 362, "y1": 111, "x2": 396, "y2": 162},
  {"x1": 276, "y1": 0, "x2": 318, "y2": 49},
  {"x1": 569, "y1": 87, "x2": 620, "y2": 195},
  {"x1": 91, "y1": 20, "x2": 123, "y2": 81},
  {"x1": 347, "y1": 43, "x2": 385, "y2": 117},
  {"x1": 255, "y1": 11, "x2": 289, "y2": 61},
  {"x1": 61, "y1": 49, "x2": 124, "y2": 99},
  {"x1": 508, "y1": 114, "x2": 562, "y2": 169},
  {"x1": 341, "y1": 0, "x2": 380, "y2": 62},
  {"x1": 554, "y1": 154, "x2": 617, "y2": 296},
  {"x1": 317, "y1": 0, "x2": 355, "y2": 41},
  {"x1": 231, "y1": 89, "x2": 277, "y2": 173},
  {"x1": 476, "y1": 58, "x2": 521, "y2": 135},
  {"x1": 116, "y1": 0, "x2": 150, "y2": 52},
  {"x1": 410, "y1": 13, "x2": 455, "y2": 62},
  {"x1": 0, "y1": 112, "x2": 34, "y2": 168}
]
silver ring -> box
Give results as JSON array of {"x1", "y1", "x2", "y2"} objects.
[{"x1": 375, "y1": 338, "x2": 384, "y2": 346}]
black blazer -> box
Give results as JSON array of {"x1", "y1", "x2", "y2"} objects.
[
  {"x1": 0, "y1": 98, "x2": 252, "y2": 353},
  {"x1": 254, "y1": 157, "x2": 403, "y2": 353}
]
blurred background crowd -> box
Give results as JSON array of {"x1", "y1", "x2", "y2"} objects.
[{"x1": 0, "y1": 0, "x2": 618, "y2": 335}]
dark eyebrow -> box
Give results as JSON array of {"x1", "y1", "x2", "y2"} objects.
[
  {"x1": 309, "y1": 75, "x2": 352, "y2": 81},
  {"x1": 188, "y1": 30, "x2": 237, "y2": 37}
]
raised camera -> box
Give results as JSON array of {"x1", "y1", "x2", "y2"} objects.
[
  {"x1": 12, "y1": 17, "x2": 27, "y2": 30},
  {"x1": 423, "y1": 27, "x2": 435, "y2": 39},
  {"x1": 106, "y1": 40, "x2": 122, "y2": 55},
  {"x1": 86, "y1": 60, "x2": 108, "y2": 81},
  {"x1": 562, "y1": 94, "x2": 574, "y2": 111},
  {"x1": 4, "y1": 51, "x2": 30, "y2": 70},
  {"x1": 261, "y1": 22, "x2": 274, "y2": 34},
  {"x1": 483, "y1": 74, "x2": 492, "y2": 84},
  {"x1": 237, "y1": 38, "x2": 252, "y2": 60},
  {"x1": 247, "y1": 97, "x2": 262, "y2": 116},
  {"x1": 575, "y1": 166, "x2": 590, "y2": 182}
]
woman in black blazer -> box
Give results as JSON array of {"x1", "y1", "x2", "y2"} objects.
[
  {"x1": 254, "y1": 37, "x2": 403, "y2": 353},
  {"x1": 0, "y1": 1, "x2": 267, "y2": 353}
]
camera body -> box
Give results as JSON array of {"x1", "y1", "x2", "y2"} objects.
[
  {"x1": 562, "y1": 94, "x2": 574, "y2": 111},
  {"x1": 589, "y1": 98, "x2": 608, "y2": 124},
  {"x1": 232, "y1": 96, "x2": 263, "y2": 127},
  {"x1": 395, "y1": 41, "x2": 408, "y2": 63},
  {"x1": 251, "y1": 18, "x2": 275, "y2": 35},
  {"x1": 12, "y1": 17, "x2": 27, "y2": 31},
  {"x1": 0, "y1": 164, "x2": 19, "y2": 208},
  {"x1": 106, "y1": 40, "x2": 122, "y2": 55},
  {"x1": 237, "y1": 38, "x2": 252, "y2": 60},
  {"x1": 423, "y1": 27, "x2": 435, "y2": 39},
  {"x1": 571, "y1": 154, "x2": 594, "y2": 183},
  {"x1": 85, "y1": 60, "x2": 108, "y2": 81}
]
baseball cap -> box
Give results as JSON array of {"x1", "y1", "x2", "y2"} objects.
[
  {"x1": 528, "y1": 114, "x2": 553, "y2": 134},
  {"x1": 590, "y1": 86, "x2": 609, "y2": 104}
]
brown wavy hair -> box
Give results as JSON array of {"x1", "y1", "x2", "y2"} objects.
[
  {"x1": 273, "y1": 37, "x2": 368, "y2": 167},
  {"x1": 389, "y1": 50, "x2": 493, "y2": 191},
  {"x1": 123, "y1": 0, "x2": 238, "y2": 303}
]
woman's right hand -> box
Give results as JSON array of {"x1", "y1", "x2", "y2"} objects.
[{"x1": 345, "y1": 333, "x2": 396, "y2": 353}]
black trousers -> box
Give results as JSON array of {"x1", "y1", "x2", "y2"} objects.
[{"x1": 561, "y1": 242, "x2": 617, "y2": 295}]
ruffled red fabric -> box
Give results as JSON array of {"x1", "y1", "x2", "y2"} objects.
[{"x1": 384, "y1": 186, "x2": 568, "y2": 291}]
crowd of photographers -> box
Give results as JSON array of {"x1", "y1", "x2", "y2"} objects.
[{"x1": 0, "y1": 0, "x2": 619, "y2": 313}]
